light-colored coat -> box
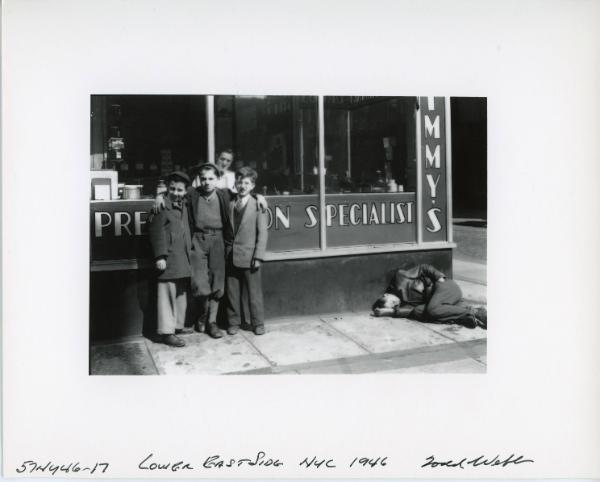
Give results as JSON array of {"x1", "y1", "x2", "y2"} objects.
[{"x1": 229, "y1": 195, "x2": 268, "y2": 268}]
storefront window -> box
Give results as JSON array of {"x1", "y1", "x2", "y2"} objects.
[
  {"x1": 90, "y1": 94, "x2": 447, "y2": 262},
  {"x1": 90, "y1": 95, "x2": 207, "y2": 197},
  {"x1": 215, "y1": 95, "x2": 320, "y2": 252},
  {"x1": 324, "y1": 96, "x2": 417, "y2": 194},
  {"x1": 214, "y1": 96, "x2": 319, "y2": 195},
  {"x1": 323, "y1": 97, "x2": 418, "y2": 247}
]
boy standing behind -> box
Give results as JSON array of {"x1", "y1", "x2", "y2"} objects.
[
  {"x1": 226, "y1": 167, "x2": 268, "y2": 336},
  {"x1": 148, "y1": 171, "x2": 193, "y2": 347}
]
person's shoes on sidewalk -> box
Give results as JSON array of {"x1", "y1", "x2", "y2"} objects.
[
  {"x1": 473, "y1": 307, "x2": 487, "y2": 329},
  {"x1": 253, "y1": 325, "x2": 265, "y2": 336},
  {"x1": 227, "y1": 326, "x2": 239, "y2": 335},
  {"x1": 162, "y1": 334, "x2": 186, "y2": 347},
  {"x1": 207, "y1": 323, "x2": 224, "y2": 339}
]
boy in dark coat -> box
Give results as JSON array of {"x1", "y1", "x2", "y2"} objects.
[
  {"x1": 148, "y1": 171, "x2": 192, "y2": 347},
  {"x1": 225, "y1": 167, "x2": 269, "y2": 335}
]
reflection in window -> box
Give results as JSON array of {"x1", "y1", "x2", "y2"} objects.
[
  {"x1": 324, "y1": 96, "x2": 417, "y2": 194},
  {"x1": 214, "y1": 96, "x2": 319, "y2": 196}
]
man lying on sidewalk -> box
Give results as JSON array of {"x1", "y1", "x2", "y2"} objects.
[{"x1": 372, "y1": 264, "x2": 487, "y2": 329}]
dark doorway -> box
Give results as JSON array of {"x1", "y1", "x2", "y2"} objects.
[{"x1": 451, "y1": 97, "x2": 487, "y2": 220}]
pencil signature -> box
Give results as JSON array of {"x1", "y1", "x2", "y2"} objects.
[{"x1": 422, "y1": 454, "x2": 534, "y2": 469}]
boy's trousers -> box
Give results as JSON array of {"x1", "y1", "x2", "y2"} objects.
[
  {"x1": 157, "y1": 279, "x2": 188, "y2": 334},
  {"x1": 190, "y1": 231, "x2": 225, "y2": 299},
  {"x1": 226, "y1": 264, "x2": 264, "y2": 328}
]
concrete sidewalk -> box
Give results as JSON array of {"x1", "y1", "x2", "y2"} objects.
[
  {"x1": 454, "y1": 258, "x2": 487, "y2": 304},
  {"x1": 91, "y1": 257, "x2": 487, "y2": 376},
  {"x1": 91, "y1": 311, "x2": 487, "y2": 376}
]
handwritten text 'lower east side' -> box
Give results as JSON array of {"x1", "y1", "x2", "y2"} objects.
[{"x1": 135, "y1": 453, "x2": 388, "y2": 471}]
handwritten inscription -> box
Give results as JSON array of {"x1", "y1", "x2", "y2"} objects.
[
  {"x1": 349, "y1": 456, "x2": 388, "y2": 468},
  {"x1": 16, "y1": 461, "x2": 109, "y2": 475},
  {"x1": 299, "y1": 456, "x2": 388, "y2": 469},
  {"x1": 422, "y1": 454, "x2": 534, "y2": 469},
  {"x1": 138, "y1": 453, "x2": 193, "y2": 472},
  {"x1": 15, "y1": 453, "x2": 534, "y2": 476},
  {"x1": 299, "y1": 456, "x2": 336, "y2": 468},
  {"x1": 203, "y1": 451, "x2": 284, "y2": 468}
]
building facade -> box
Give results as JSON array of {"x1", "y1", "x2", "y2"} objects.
[{"x1": 90, "y1": 95, "x2": 457, "y2": 340}]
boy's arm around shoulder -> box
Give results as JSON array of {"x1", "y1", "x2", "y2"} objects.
[
  {"x1": 147, "y1": 209, "x2": 168, "y2": 260},
  {"x1": 253, "y1": 205, "x2": 269, "y2": 261}
]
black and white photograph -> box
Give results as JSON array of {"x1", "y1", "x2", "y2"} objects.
[
  {"x1": 89, "y1": 95, "x2": 487, "y2": 375},
  {"x1": 4, "y1": 0, "x2": 599, "y2": 478}
]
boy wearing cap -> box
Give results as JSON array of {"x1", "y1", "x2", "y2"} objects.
[{"x1": 148, "y1": 171, "x2": 193, "y2": 347}]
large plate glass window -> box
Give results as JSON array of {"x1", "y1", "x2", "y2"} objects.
[
  {"x1": 324, "y1": 96, "x2": 418, "y2": 246},
  {"x1": 215, "y1": 95, "x2": 320, "y2": 252}
]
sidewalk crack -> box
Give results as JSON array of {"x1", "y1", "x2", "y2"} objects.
[
  {"x1": 142, "y1": 337, "x2": 162, "y2": 375},
  {"x1": 318, "y1": 315, "x2": 373, "y2": 354},
  {"x1": 238, "y1": 330, "x2": 277, "y2": 368}
]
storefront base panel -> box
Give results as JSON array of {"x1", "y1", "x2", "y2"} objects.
[
  {"x1": 262, "y1": 249, "x2": 452, "y2": 318},
  {"x1": 90, "y1": 249, "x2": 452, "y2": 342}
]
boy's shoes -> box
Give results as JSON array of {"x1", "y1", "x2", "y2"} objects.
[
  {"x1": 207, "y1": 323, "x2": 224, "y2": 339},
  {"x1": 176, "y1": 327, "x2": 195, "y2": 335},
  {"x1": 162, "y1": 334, "x2": 186, "y2": 347},
  {"x1": 473, "y1": 307, "x2": 487, "y2": 329},
  {"x1": 194, "y1": 322, "x2": 205, "y2": 333},
  {"x1": 227, "y1": 326, "x2": 239, "y2": 335},
  {"x1": 253, "y1": 325, "x2": 266, "y2": 336}
]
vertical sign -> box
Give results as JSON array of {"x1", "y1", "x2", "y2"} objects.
[{"x1": 419, "y1": 96, "x2": 448, "y2": 242}]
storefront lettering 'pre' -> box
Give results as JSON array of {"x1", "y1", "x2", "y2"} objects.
[{"x1": 94, "y1": 211, "x2": 147, "y2": 237}]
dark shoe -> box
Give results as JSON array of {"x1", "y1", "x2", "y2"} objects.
[
  {"x1": 195, "y1": 322, "x2": 205, "y2": 333},
  {"x1": 253, "y1": 325, "x2": 265, "y2": 336},
  {"x1": 227, "y1": 326, "x2": 239, "y2": 335},
  {"x1": 162, "y1": 334, "x2": 185, "y2": 347},
  {"x1": 458, "y1": 314, "x2": 478, "y2": 329},
  {"x1": 473, "y1": 307, "x2": 487, "y2": 329},
  {"x1": 176, "y1": 327, "x2": 195, "y2": 335},
  {"x1": 207, "y1": 323, "x2": 224, "y2": 339}
]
